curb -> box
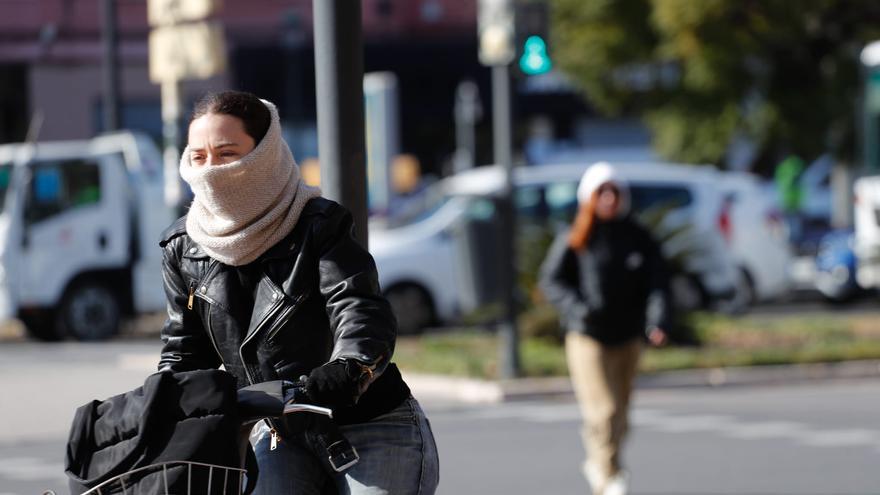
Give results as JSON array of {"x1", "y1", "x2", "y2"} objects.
[
  {"x1": 403, "y1": 359, "x2": 880, "y2": 404},
  {"x1": 108, "y1": 352, "x2": 880, "y2": 404}
]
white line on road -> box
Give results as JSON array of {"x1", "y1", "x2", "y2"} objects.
[
  {"x1": 798, "y1": 429, "x2": 879, "y2": 448},
  {"x1": 0, "y1": 457, "x2": 65, "y2": 482},
  {"x1": 429, "y1": 401, "x2": 880, "y2": 453},
  {"x1": 722, "y1": 420, "x2": 809, "y2": 440}
]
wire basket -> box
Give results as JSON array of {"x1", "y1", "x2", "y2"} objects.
[{"x1": 47, "y1": 461, "x2": 248, "y2": 495}]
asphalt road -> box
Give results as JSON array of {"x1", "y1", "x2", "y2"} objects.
[{"x1": 1, "y1": 341, "x2": 878, "y2": 495}]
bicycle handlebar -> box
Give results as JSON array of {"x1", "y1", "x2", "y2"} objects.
[{"x1": 237, "y1": 379, "x2": 332, "y2": 420}]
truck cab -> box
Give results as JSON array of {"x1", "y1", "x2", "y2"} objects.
[{"x1": 0, "y1": 132, "x2": 173, "y2": 340}]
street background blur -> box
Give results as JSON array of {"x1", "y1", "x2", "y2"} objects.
[{"x1": 1, "y1": 0, "x2": 880, "y2": 493}]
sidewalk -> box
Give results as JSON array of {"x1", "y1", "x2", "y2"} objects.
[{"x1": 402, "y1": 359, "x2": 880, "y2": 404}]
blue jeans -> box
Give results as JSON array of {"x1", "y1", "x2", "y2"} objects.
[{"x1": 252, "y1": 397, "x2": 439, "y2": 494}]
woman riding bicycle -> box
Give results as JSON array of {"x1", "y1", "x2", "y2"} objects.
[{"x1": 156, "y1": 90, "x2": 439, "y2": 494}]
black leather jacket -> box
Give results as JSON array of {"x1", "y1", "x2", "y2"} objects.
[{"x1": 157, "y1": 197, "x2": 409, "y2": 425}]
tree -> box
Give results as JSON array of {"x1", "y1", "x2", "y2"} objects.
[{"x1": 550, "y1": 0, "x2": 880, "y2": 170}]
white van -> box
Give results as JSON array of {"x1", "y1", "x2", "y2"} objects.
[
  {"x1": 854, "y1": 174, "x2": 880, "y2": 288},
  {"x1": 370, "y1": 162, "x2": 743, "y2": 333},
  {"x1": 0, "y1": 132, "x2": 173, "y2": 340},
  {"x1": 714, "y1": 172, "x2": 792, "y2": 304}
]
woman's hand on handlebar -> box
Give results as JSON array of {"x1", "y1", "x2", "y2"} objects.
[{"x1": 305, "y1": 360, "x2": 363, "y2": 408}]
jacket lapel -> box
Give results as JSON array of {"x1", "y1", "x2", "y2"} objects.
[{"x1": 244, "y1": 275, "x2": 286, "y2": 342}]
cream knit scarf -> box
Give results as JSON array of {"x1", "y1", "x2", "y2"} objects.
[{"x1": 179, "y1": 99, "x2": 321, "y2": 266}]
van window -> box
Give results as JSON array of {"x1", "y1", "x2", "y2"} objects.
[
  {"x1": 515, "y1": 182, "x2": 579, "y2": 224},
  {"x1": 516, "y1": 186, "x2": 547, "y2": 220},
  {"x1": 465, "y1": 197, "x2": 497, "y2": 221},
  {"x1": 629, "y1": 184, "x2": 692, "y2": 212},
  {"x1": 545, "y1": 182, "x2": 579, "y2": 222},
  {"x1": 0, "y1": 164, "x2": 11, "y2": 214},
  {"x1": 26, "y1": 159, "x2": 101, "y2": 224}
]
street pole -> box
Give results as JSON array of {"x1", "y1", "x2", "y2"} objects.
[
  {"x1": 101, "y1": 0, "x2": 121, "y2": 132},
  {"x1": 492, "y1": 64, "x2": 520, "y2": 379},
  {"x1": 161, "y1": 79, "x2": 185, "y2": 212},
  {"x1": 313, "y1": 0, "x2": 368, "y2": 247},
  {"x1": 454, "y1": 80, "x2": 481, "y2": 174}
]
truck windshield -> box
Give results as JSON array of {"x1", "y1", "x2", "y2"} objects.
[{"x1": 0, "y1": 164, "x2": 11, "y2": 214}]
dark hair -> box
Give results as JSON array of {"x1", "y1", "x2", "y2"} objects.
[{"x1": 191, "y1": 90, "x2": 271, "y2": 144}]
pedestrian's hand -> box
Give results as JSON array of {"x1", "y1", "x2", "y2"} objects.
[
  {"x1": 648, "y1": 327, "x2": 668, "y2": 347},
  {"x1": 305, "y1": 360, "x2": 362, "y2": 408}
]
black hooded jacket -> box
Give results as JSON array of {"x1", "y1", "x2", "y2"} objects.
[{"x1": 539, "y1": 216, "x2": 671, "y2": 345}]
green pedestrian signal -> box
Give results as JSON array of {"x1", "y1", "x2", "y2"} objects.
[{"x1": 519, "y1": 35, "x2": 551, "y2": 75}]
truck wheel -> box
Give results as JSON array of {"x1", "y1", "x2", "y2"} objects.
[
  {"x1": 57, "y1": 283, "x2": 121, "y2": 341},
  {"x1": 20, "y1": 310, "x2": 63, "y2": 341},
  {"x1": 386, "y1": 284, "x2": 435, "y2": 335}
]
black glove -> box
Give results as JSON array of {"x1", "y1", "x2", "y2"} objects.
[{"x1": 305, "y1": 360, "x2": 363, "y2": 408}]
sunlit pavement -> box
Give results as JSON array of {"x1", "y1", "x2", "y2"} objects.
[{"x1": 1, "y1": 341, "x2": 878, "y2": 495}]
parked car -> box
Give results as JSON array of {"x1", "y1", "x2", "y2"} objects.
[
  {"x1": 369, "y1": 162, "x2": 744, "y2": 333},
  {"x1": 815, "y1": 229, "x2": 863, "y2": 302},
  {"x1": 854, "y1": 174, "x2": 880, "y2": 289}
]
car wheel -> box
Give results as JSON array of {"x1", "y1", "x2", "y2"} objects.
[
  {"x1": 385, "y1": 284, "x2": 435, "y2": 336},
  {"x1": 57, "y1": 283, "x2": 121, "y2": 341}
]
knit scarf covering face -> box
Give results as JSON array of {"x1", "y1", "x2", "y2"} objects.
[{"x1": 179, "y1": 99, "x2": 321, "y2": 266}]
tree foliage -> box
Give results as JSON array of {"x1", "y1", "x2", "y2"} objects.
[{"x1": 550, "y1": 0, "x2": 880, "y2": 168}]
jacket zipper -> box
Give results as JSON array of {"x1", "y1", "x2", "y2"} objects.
[
  {"x1": 240, "y1": 285, "x2": 289, "y2": 448},
  {"x1": 187, "y1": 281, "x2": 195, "y2": 310},
  {"x1": 202, "y1": 310, "x2": 224, "y2": 366}
]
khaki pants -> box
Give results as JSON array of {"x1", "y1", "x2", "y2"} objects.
[{"x1": 566, "y1": 332, "x2": 641, "y2": 488}]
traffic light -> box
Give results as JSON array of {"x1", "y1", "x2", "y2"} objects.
[{"x1": 515, "y1": 0, "x2": 551, "y2": 76}]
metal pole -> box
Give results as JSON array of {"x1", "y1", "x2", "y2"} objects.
[
  {"x1": 492, "y1": 64, "x2": 520, "y2": 379},
  {"x1": 313, "y1": 0, "x2": 368, "y2": 247},
  {"x1": 454, "y1": 80, "x2": 480, "y2": 174},
  {"x1": 161, "y1": 80, "x2": 185, "y2": 212},
  {"x1": 101, "y1": 0, "x2": 121, "y2": 132}
]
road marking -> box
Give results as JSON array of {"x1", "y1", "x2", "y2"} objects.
[
  {"x1": 428, "y1": 401, "x2": 880, "y2": 452},
  {"x1": 0, "y1": 456, "x2": 65, "y2": 482},
  {"x1": 798, "y1": 429, "x2": 879, "y2": 448},
  {"x1": 640, "y1": 414, "x2": 736, "y2": 433},
  {"x1": 723, "y1": 420, "x2": 808, "y2": 440}
]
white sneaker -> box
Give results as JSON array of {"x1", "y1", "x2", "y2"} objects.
[
  {"x1": 583, "y1": 462, "x2": 607, "y2": 494},
  {"x1": 603, "y1": 471, "x2": 628, "y2": 495}
]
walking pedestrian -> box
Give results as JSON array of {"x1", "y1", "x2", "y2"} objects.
[
  {"x1": 539, "y1": 162, "x2": 671, "y2": 495},
  {"x1": 157, "y1": 90, "x2": 439, "y2": 494}
]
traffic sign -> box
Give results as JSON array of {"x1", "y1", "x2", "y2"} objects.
[
  {"x1": 478, "y1": 0, "x2": 515, "y2": 66},
  {"x1": 149, "y1": 21, "x2": 226, "y2": 82}
]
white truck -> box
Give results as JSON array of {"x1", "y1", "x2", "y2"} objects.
[
  {"x1": 854, "y1": 174, "x2": 880, "y2": 289},
  {"x1": 0, "y1": 131, "x2": 174, "y2": 340}
]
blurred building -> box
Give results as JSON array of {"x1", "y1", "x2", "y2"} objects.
[{"x1": 0, "y1": 0, "x2": 590, "y2": 174}]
